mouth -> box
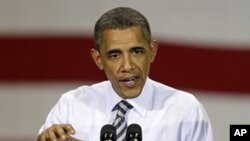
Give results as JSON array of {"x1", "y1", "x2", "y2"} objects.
[{"x1": 119, "y1": 76, "x2": 140, "y2": 88}]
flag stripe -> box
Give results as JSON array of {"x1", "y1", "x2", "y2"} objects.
[{"x1": 0, "y1": 36, "x2": 249, "y2": 93}]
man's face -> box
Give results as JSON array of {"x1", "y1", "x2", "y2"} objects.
[{"x1": 91, "y1": 26, "x2": 158, "y2": 99}]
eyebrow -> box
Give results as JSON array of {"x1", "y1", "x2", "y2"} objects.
[
  {"x1": 105, "y1": 46, "x2": 145, "y2": 56},
  {"x1": 130, "y1": 46, "x2": 145, "y2": 51}
]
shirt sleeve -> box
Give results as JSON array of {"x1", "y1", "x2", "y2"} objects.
[
  {"x1": 38, "y1": 93, "x2": 72, "y2": 134},
  {"x1": 182, "y1": 104, "x2": 214, "y2": 141}
]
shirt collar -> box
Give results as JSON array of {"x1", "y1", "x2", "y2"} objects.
[{"x1": 106, "y1": 77, "x2": 154, "y2": 118}]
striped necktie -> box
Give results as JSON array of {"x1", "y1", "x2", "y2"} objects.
[{"x1": 112, "y1": 100, "x2": 133, "y2": 141}]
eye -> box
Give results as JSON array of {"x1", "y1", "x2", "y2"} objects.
[
  {"x1": 108, "y1": 53, "x2": 120, "y2": 59},
  {"x1": 106, "y1": 49, "x2": 122, "y2": 60},
  {"x1": 132, "y1": 48, "x2": 144, "y2": 55}
]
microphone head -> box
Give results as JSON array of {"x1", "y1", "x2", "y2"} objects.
[
  {"x1": 126, "y1": 124, "x2": 142, "y2": 141},
  {"x1": 100, "y1": 124, "x2": 116, "y2": 141}
]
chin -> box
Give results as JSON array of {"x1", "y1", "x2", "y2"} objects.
[
  {"x1": 116, "y1": 84, "x2": 143, "y2": 99},
  {"x1": 123, "y1": 90, "x2": 141, "y2": 99},
  {"x1": 124, "y1": 94, "x2": 140, "y2": 99}
]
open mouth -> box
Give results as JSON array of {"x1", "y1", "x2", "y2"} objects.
[{"x1": 120, "y1": 76, "x2": 140, "y2": 88}]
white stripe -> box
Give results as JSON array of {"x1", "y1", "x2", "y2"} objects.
[
  {"x1": 117, "y1": 130, "x2": 127, "y2": 141},
  {"x1": 113, "y1": 117, "x2": 121, "y2": 127},
  {"x1": 120, "y1": 102, "x2": 127, "y2": 109},
  {"x1": 116, "y1": 120, "x2": 126, "y2": 134}
]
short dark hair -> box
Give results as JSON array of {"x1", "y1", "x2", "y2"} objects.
[{"x1": 94, "y1": 7, "x2": 152, "y2": 50}]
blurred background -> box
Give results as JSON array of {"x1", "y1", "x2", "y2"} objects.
[{"x1": 0, "y1": 1, "x2": 250, "y2": 141}]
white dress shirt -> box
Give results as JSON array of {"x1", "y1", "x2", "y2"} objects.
[{"x1": 39, "y1": 78, "x2": 213, "y2": 141}]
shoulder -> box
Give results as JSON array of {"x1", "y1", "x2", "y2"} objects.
[
  {"x1": 150, "y1": 79, "x2": 210, "y2": 122},
  {"x1": 149, "y1": 79, "x2": 213, "y2": 139},
  {"x1": 59, "y1": 80, "x2": 110, "y2": 104},
  {"x1": 150, "y1": 79, "x2": 203, "y2": 112}
]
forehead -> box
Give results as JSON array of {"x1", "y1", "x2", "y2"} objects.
[{"x1": 100, "y1": 27, "x2": 148, "y2": 51}]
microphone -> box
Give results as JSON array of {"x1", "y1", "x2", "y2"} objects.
[
  {"x1": 100, "y1": 124, "x2": 116, "y2": 141},
  {"x1": 126, "y1": 124, "x2": 142, "y2": 141}
]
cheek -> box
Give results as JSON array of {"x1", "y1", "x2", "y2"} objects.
[
  {"x1": 135, "y1": 58, "x2": 151, "y2": 73},
  {"x1": 143, "y1": 59, "x2": 152, "y2": 73},
  {"x1": 103, "y1": 63, "x2": 119, "y2": 78},
  {"x1": 143, "y1": 62, "x2": 151, "y2": 73}
]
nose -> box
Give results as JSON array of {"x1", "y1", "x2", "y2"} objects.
[{"x1": 121, "y1": 55, "x2": 134, "y2": 72}]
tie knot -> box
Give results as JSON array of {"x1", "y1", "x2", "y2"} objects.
[{"x1": 113, "y1": 100, "x2": 133, "y2": 117}]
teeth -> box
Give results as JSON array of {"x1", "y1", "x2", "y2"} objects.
[
  {"x1": 122, "y1": 77, "x2": 137, "y2": 88},
  {"x1": 125, "y1": 80, "x2": 136, "y2": 88}
]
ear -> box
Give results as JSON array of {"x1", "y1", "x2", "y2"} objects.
[
  {"x1": 90, "y1": 48, "x2": 104, "y2": 70},
  {"x1": 149, "y1": 40, "x2": 158, "y2": 62}
]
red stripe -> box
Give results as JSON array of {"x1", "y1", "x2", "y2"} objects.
[
  {"x1": 1, "y1": 36, "x2": 250, "y2": 93},
  {"x1": 151, "y1": 41, "x2": 250, "y2": 93}
]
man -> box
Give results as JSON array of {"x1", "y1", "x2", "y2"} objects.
[{"x1": 37, "y1": 7, "x2": 213, "y2": 141}]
